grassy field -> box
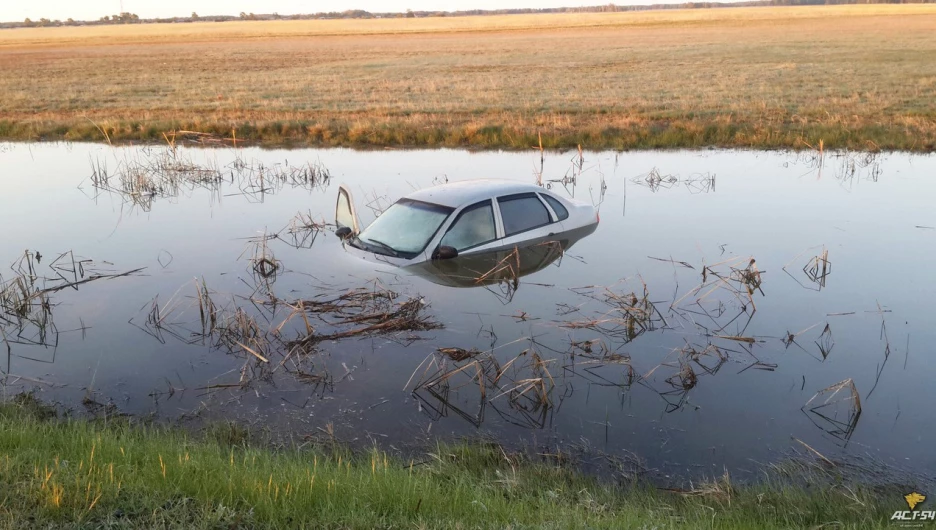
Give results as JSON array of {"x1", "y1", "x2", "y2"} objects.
[
  {"x1": 1, "y1": 5, "x2": 935, "y2": 150},
  {"x1": 0, "y1": 395, "x2": 908, "y2": 529}
]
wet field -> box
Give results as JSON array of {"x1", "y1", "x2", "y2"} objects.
[{"x1": 1, "y1": 142, "x2": 934, "y2": 481}]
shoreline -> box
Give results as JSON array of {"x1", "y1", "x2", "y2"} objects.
[
  {"x1": 1, "y1": 119, "x2": 932, "y2": 152},
  {"x1": 0, "y1": 394, "x2": 916, "y2": 529}
]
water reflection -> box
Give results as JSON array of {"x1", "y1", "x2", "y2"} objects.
[
  {"x1": 403, "y1": 226, "x2": 595, "y2": 299},
  {"x1": 1, "y1": 142, "x2": 934, "y2": 479}
]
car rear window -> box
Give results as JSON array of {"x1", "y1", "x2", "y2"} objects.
[
  {"x1": 540, "y1": 194, "x2": 569, "y2": 221},
  {"x1": 498, "y1": 193, "x2": 551, "y2": 237}
]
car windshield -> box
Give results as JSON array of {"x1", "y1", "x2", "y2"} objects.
[{"x1": 358, "y1": 199, "x2": 453, "y2": 258}]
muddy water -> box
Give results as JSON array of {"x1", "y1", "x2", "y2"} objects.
[{"x1": 1, "y1": 142, "x2": 934, "y2": 480}]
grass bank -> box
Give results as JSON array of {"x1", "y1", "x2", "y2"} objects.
[
  {"x1": 1, "y1": 5, "x2": 934, "y2": 151},
  {"x1": 0, "y1": 395, "x2": 909, "y2": 529}
]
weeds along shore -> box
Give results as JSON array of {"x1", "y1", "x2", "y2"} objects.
[
  {"x1": 2, "y1": 118, "x2": 932, "y2": 151},
  {"x1": 0, "y1": 394, "x2": 911, "y2": 529}
]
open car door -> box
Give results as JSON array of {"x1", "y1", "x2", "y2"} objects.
[{"x1": 335, "y1": 185, "x2": 360, "y2": 236}]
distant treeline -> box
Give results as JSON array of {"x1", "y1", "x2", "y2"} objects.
[{"x1": 2, "y1": 0, "x2": 934, "y2": 28}]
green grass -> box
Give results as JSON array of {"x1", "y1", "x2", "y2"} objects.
[{"x1": 0, "y1": 395, "x2": 907, "y2": 529}]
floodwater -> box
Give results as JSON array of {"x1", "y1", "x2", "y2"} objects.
[{"x1": 1, "y1": 142, "x2": 934, "y2": 481}]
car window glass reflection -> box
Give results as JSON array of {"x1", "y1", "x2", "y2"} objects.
[
  {"x1": 541, "y1": 194, "x2": 569, "y2": 221},
  {"x1": 441, "y1": 201, "x2": 496, "y2": 251},
  {"x1": 499, "y1": 195, "x2": 551, "y2": 236}
]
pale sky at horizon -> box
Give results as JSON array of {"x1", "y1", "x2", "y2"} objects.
[{"x1": 1, "y1": 1, "x2": 672, "y2": 23}]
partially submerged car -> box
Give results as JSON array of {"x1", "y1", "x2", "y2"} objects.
[{"x1": 335, "y1": 179, "x2": 598, "y2": 270}]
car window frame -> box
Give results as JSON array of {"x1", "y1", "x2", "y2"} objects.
[
  {"x1": 538, "y1": 192, "x2": 569, "y2": 222},
  {"x1": 494, "y1": 192, "x2": 556, "y2": 238},
  {"x1": 439, "y1": 199, "x2": 498, "y2": 253}
]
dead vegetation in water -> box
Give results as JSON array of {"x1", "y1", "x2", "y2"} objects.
[
  {"x1": 802, "y1": 378, "x2": 862, "y2": 444},
  {"x1": 783, "y1": 322, "x2": 836, "y2": 361},
  {"x1": 832, "y1": 150, "x2": 884, "y2": 187},
  {"x1": 283, "y1": 290, "x2": 440, "y2": 355},
  {"x1": 666, "y1": 255, "x2": 765, "y2": 338},
  {"x1": 1, "y1": 250, "x2": 143, "y2": 375},
  {"x1": 542, "y1": 251, "x2": 772, "y2": 414},
  {"x1": 407, "y1": 342, "x2": 556, "y2": 429},
  {"x1": 783, "y1": 245, "x2": 832, "y2": 291},
  {"x1": 542, "y1": 145, "x2": 586, "y2": 193},
  {"x1": 561, "y1": 279, "x2": 667, "y2": 344},
  {"x1": 281, "y1": 210, "x2": 327, "y2": 250},
  {"x1": 631, "y1": 168, "x2": 715, "y2": 194},
  {"x1": 654, "y1": 343, "x2": 731, "y2": 412},
  {"x1": 555, "y1": 334, "x2": 740, "y2": 414},
  {"x1": 84, "y1": 146, "x2": 331, "y2": 211},
  {"x1": 793, "y1": 147, "x2": 884, "y2": 187},
  {"x1": 559, "y1": 255, "x2": 763, "y2": 346},
  {"x1": 132, "y1": 277, "x2": 441, "y2": 393},
  {"x1": 240, "y1": 233, "x2": 283, "y2": 283},
  {"x1": 475, "y1": 247, "x2": 522, "y2": 304}
]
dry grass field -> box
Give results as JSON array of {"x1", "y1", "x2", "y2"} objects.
[{"x1": 1, "y1": 5, "x2": 934, "y2": 150}]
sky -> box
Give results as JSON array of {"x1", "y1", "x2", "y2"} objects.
[{"x1": 2, "y1": 1, "x2": 636, "y2": 22}]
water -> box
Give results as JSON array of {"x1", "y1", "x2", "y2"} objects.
[{"x1": 1, "y1": 142, "x2": 934, "y2": 481}]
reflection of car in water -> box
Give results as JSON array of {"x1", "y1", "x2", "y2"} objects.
[
  {"x1": 403, "y1": 232, "x2": 590, "y2": 288},
  {"x1": 335, "y1": 180, "x2": 599, "y2": 274}
]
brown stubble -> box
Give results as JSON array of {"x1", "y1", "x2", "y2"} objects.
[{"x1": 1, "y1": 6, "x2": 934, "y2": 149}]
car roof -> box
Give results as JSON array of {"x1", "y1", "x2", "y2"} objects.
[{"x1": 403, "y1": 179, "x2": 546, "y2": 208}]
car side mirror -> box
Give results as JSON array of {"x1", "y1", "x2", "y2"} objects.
[
  {"x1": 336, "y1": 226, "x2": 353, "y2": 240},
  {"x1": 432, "y1": 245, "x2": 458, "y2": 260}
]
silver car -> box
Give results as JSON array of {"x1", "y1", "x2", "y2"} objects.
[{"x1": 336, "y1": 179, "x2": 599, "y2": 266}]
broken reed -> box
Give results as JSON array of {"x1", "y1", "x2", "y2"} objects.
[
  {"x1": 241, "y1": 234, "x2": 282, "y2": 283},
  {"x1": 803, "y1": 378, "x2": 862, "y2": 442},
  {"x1": 136, "y1": 278, "x2": 440, "y2": 388},
  {"x1": 561, "y1": 279, "x2": 666, "y2": 343},
  {"x1": 284, "y1": 210, "x2": 327, "y2": 249},
  {"x1": 409, "y1": 345, "x2": 557, "y2": 423}
]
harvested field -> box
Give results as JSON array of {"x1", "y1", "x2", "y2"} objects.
[{"x1": 1, "y1": 5, "x2": 935, "y2": 149}]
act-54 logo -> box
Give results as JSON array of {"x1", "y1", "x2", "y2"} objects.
[{"x1": 892, "y1": 492, "x2": 935, "y2": 526}]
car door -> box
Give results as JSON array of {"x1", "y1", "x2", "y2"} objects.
[
  {"x1": 335, "y1": 185, "x2": 360, "y2": 234},
  {"x1": 494, "y1": 192, "x2": 564, "y2": 250},
  {"x1": 436, "y1": 199, "x2": 500, "y2": 256}
]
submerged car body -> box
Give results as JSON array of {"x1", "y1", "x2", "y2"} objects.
[
  {"x1": 335, "y1": 179, "x2": 599, "y2": 271},
  {"x1": 405, "y1": 238, "x2": 575, "y2": 288}
]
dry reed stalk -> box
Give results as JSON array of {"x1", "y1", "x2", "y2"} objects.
[
  {"x1": 802, "y1": 378, "x2": 862, "y2": 442},
  {"x1": 715, "y1": 335, "x2": 756, "y2": 344},
  {"x1": 195, "y1": 277, "x2": 218, "y2": 335},
  {"x1": 804, "y1": 378, "x2": 861, "y2": 413},
  {"x1": 664, "y1": 469, "x2": 733, "y2": 501},
  {"x1": 792, "y1": 437, "x2": 835, "y2": 467}
]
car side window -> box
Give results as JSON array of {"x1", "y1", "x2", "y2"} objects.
[
  {"x1": 440, "y1": 200, "x2": 496, "y2": 251},
  {"x1": 540, "y1": 194, "x2": 569, "y2": 221},
  {"x1": 498, "y1": 193, "x2": 552, "y2": 237}
]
